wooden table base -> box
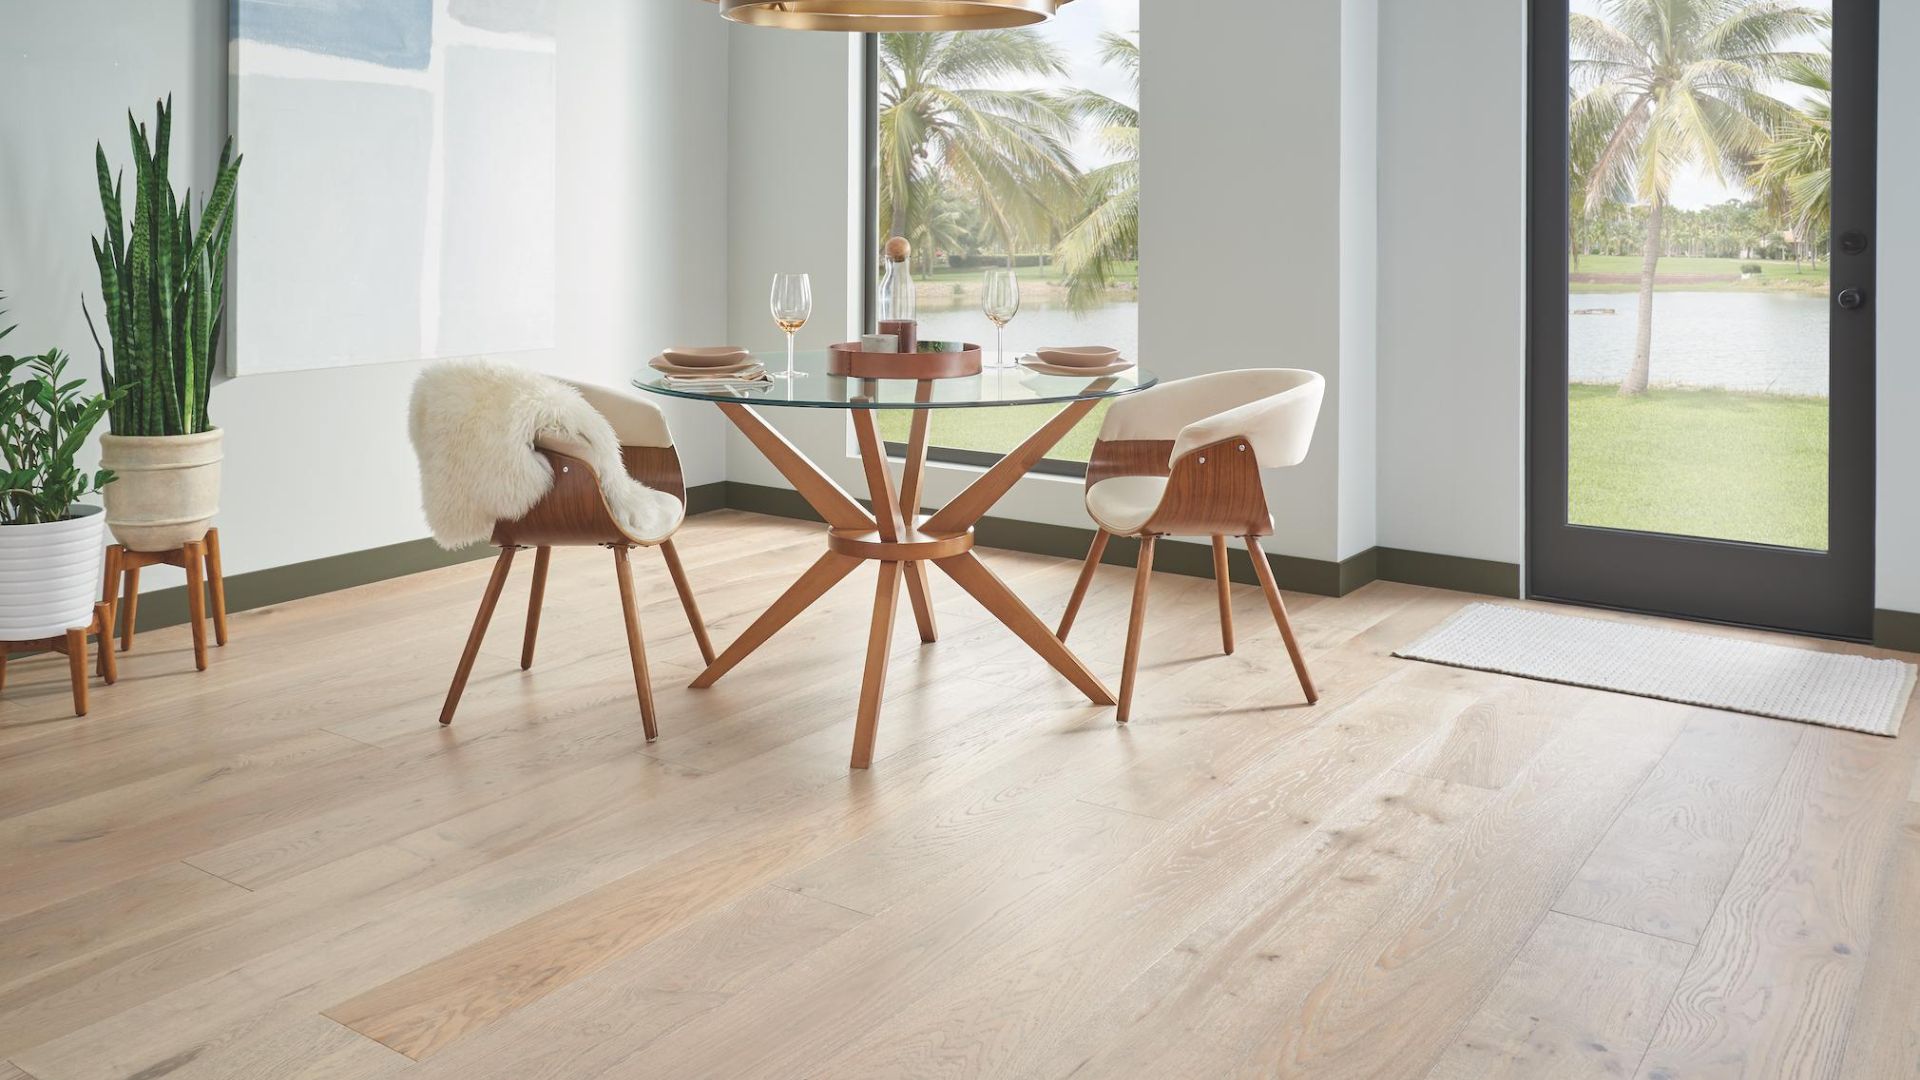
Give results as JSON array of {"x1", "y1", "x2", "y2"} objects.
[{"x1": 696, "y1": 386, "x2": 1118, "y2": 769}]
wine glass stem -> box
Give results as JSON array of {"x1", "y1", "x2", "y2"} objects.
[
  {"x1": 786, "y1": 331, "x2": 796, "y2": 378},
  {"x1": 996, "y1": 324, "x2": 1005, "y2": 369}
]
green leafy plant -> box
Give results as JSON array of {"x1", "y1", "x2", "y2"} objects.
[
  {"x1": 85, "y1": 96, "x2": 242, "y2": 437},
  {"x1": 2, "y1": 313, "x2": 119, "y2": 525}
]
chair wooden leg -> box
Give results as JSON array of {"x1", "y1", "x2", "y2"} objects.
[
  {"x1": 120, "y1": 566, "x2": 140, "y2": 652},
  {"x1": 521, "y1": 546, "x2": 551, "y2": 671},
  {"x1": 851, "y1": 561, "x2": 903, "y2": 770},
  {"x1": 613, "y1": 545, "x2": 658, "y2": 742},
  {"x1": 204, "y1": 527, "x2": 229, "y2": 647},
  {"x1": 1117, "y1": 535, "x2": 1156, "y2": 724},
  {"x1": 99, "y1": 546, "x2": 122, "y2": 678},
  {"x1": 1212, "y1": 535, "x2": 1235, "y2": 656},
  {"x1": 1058, "y1": 529, "x2": 1111, "y2": 642},
  {"x1": 1246, "y1": 536, "x2": 1318, "y2": 704},
  {"x1": 64, "y1": 627, "x2": 89, "y2": 716},
  {"x1": 183, "y1": 540, "x2": 209, "y2": 672},
  {"x1": 95, "y1": 602, "x2": 117, "y2": 685},
  {"x1": 440, "y1": 547, "x2": 517, "y2": 726},
  {"x1": 660, "y1": 539, "x2": 715, "y2": 666}
]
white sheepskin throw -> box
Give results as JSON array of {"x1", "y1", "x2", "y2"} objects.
[{"x1": 408, "y1": 359, "x2": 682, "y2": 548}]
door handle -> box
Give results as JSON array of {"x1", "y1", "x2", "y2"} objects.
[{"x1": 1837, "y1": 288, "x2": 1867, "y2": 310}]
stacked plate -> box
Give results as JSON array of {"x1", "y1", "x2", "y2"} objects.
[
  {"x1": 1020, "y1": 346, "x2": 1132, "y2": 377},
  {"x1": 651, "y1": 346, "x2": 755, "y2": 376}
]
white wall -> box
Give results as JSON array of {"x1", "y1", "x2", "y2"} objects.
[
  {"x1": 1375, "y1": 0, "x2": 1527, "y2": 566},
  {"x1": 0, "y1": 0, "x2": 730, "y2": 591},
  {"x1": 723, "y1": 1, "x2": 1381, "y2": 567}
]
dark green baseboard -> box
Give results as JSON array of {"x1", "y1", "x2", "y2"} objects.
[
  {"x1": 1873, "y1": 609, "x2": 1920, "y2": 654},
  {"x1": 719, "y1": 481, "x2": 1512, "y2": 600},
  {"x1": 123, "y1": 478, "x2": 1532, "y2": 634},
  {"x1": 1376, "y1": 547, "x2": 1524, "y2": 598},
  {"x1": 124, "y1": 482, "x2": 729, "y2": 635}
]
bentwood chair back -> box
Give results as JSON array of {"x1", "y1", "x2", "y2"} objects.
[
  {"x1": 1056, "y1": 368, "x2": 1326, "y2": 722},
  {"x1": 436, "y1": 378, "x2": 716, "y2": 738}
]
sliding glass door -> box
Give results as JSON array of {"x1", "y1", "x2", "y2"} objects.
[{"x1": 1527, "y1": 0, "x2": 1876, "y2": 638}]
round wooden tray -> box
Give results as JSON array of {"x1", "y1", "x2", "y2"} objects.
[{"x1": 828, "y1": 341, "x2": 982, "y2": 380}]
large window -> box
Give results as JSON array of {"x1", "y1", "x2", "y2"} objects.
[{"x1": 866, "y1": 7, "x2": 1141, "y2": 468}]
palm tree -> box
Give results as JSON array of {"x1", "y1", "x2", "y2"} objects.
[
  {"x1": 1571, "y1": 0, "x2": 1827, "y2": 395},
  {"x1": 1055, "y1": 32, "x2": 1139, "y2": 312},
  {"x1": 878, "y1": 31, "x2": 1081, "y2": 271},
  {"x1": 1753, "y1": 52, "x2": 1831, "y2": 263}
]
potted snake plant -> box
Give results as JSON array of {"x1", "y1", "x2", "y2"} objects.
[
  {"x1": 0, "y1": 297, "x2": 119, "y2": 642},
  {"x1": 85, "y1": 97, "x2": 241, "y2": 552}
]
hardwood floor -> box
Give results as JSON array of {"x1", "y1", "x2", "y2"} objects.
[{"x1": 0, "y1": 509, "x2": 1914, "y2": 1080}]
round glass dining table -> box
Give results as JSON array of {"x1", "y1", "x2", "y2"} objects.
[{"x1": 635, "y1": 349, "x2": 1157, "y2": 769}]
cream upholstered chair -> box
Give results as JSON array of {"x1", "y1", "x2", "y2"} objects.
[
  {"x1": 435, "y1": 378, "x2": 714, "y2": 739},
  {"x1": 1057, "y1": 369, "x2": 1326, "y2": 722}
]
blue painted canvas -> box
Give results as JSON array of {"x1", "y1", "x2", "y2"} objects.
[{"x1": 234, "y1": 0, "x2": 434, "y2": 71}]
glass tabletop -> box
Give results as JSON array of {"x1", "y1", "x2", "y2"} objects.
[{"x1": 633, "y1": 350, "x2": 1155, "y2": 410}]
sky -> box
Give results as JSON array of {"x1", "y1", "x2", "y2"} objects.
[
  {"x1": 995, "y1": 0, "x2": 1140, "y2": 168},
  {"x1": 1571, "y1": 0, "x2": 1833, "y2": 210}
]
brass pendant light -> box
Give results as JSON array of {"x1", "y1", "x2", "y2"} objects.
[{"x1": 705, "y1": 0, "x2": 1073, "y2": 32}]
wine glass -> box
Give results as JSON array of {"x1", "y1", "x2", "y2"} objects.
[
  {"x1": 770, "y1": 273, "x2": 813, "y2": 380},
  {"x1": 982, "y1": 269, "x2": 1021, "y2": 369}
]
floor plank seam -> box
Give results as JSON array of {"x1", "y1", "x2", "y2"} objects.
[
  {"x1": 1543, "y1": 905, "x2": 1700, "y2": 949},
  {"x1": 1072, "y1": 796, "x2": 1172, "y2": 823},
  {"x1": 178, "y1": 859, "x2": 257, "y2": 894},
  {"x1": 320, "y1": 1012, "x2": 417, "y2": 1064},
  {"x1": 766, "y1": 882, "x2": 878, "y2": 919}
]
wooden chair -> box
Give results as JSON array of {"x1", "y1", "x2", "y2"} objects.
[
  {"x1": 436, "y1": 380, "x2": 715, "y2": 739},
  {"x1": 1056, "y1": 369, "x2": 1326, "y2": 722}
]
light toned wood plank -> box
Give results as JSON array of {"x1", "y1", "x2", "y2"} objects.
[
  {"x1": 407, "y1": 885, "x2": 867, "y2": 1080},
  {"x1": 0, "y1": 1062, "x2": 31, "y2": 1080},
  {"x1": 1837, "y1": 801, "x2": 1920, "y2": 1080},
  {"x1": 574, "y1": 802, "x2": 1164, "y2": 1080},
  {"x1": 1092, "y1": 692, "x2": 1686, "y2": 1079},
  {"x1": 1397, "y1": 675, "x2": 1564, "y2": 790},
  {"x1": 16, "y1": 1006, "x2": 407, "y2": 1080},
  {"x1": 808, "y1": 715, "x2": 1491, "y2": 1079},
  {"x1": 1555, "y1": 709, "x2": 1802, "y2": 944},
  {"x1": 1424, "y1": 912, "x2": 1692, "y2": 1080},
  {"x1": 0, "y1": 863, "x2": 245, "y2": 993},
  {"x1": 1636, "y1": 728, "x2": 1917, "y2": 1080}
]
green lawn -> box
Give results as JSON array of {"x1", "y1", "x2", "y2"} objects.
[
  {"x1": 1569, "y1": 383, "x2": 1828, "y2": 550},
  {"x1": 877, "y1": 400, "x2": 1110, "y2": 463},
  {"x1": 1569, "y1": 254, "x2": 1828, "y2": 293},
  {"x1": 882, "y1": 384, "x2": 1828, "y2": 552}
]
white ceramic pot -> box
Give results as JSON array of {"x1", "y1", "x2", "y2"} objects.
[
  {"x1": 0, "y1": 505, "x2": 105, "y2": 641},
  {"x1": 100, "y1": 428, "x2": 223, "y2": 552}
]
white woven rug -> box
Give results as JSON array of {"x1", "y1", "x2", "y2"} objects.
[{"x1": 1395, "y1": 603, "x2": 1916, "y2": 737}]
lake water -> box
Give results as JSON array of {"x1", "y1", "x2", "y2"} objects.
[
  {"x1": 915, "y1": 295, "x2": 1139, "y2": 366},
  {"x1": 1570, "y1": 290, "x2": 1829, "y2": 396},
  {"x1": 914, "y1": 290, "x2": 1828, "y2": 397}
]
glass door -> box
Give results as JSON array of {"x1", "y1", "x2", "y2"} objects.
[{"x1": 1527, "y1": 0, "x2": 1877, "y2": 638}]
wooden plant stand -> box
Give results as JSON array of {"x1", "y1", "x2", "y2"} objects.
[
  {"x1": 0, "y1": 602, "x2": 118, "y2": 716},
  {"x1": 104, "y1": 526, "x2": 229, "y2": 673}
]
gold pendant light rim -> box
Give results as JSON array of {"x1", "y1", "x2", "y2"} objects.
[{"x1": 706, "y1": 0, "x2": 1071, "y2": 32}]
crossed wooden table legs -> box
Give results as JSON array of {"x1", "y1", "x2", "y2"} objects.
[{"x1": 691, "y1": 386, "x2": 1117, "y2": 768}]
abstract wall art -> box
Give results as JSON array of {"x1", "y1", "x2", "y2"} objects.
[{"x1": 230, "y1": 0, "x2": 557, "y2": 375}]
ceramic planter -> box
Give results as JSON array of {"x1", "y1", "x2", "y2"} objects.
[
  {"x1": 100, "y1": 428, "x2": 223, "y2": 552},
  {"x1": 0, "y1": 505, "x2": 106, "y2": 641}
]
